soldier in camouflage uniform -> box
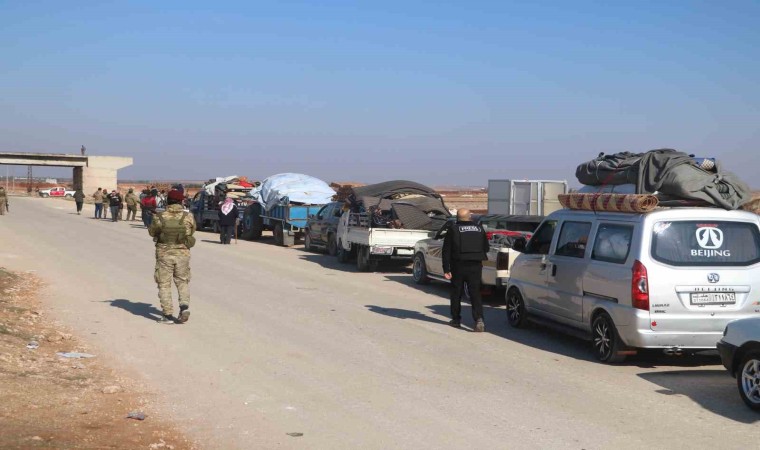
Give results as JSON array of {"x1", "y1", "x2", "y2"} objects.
[
  {"x1": 148, "y1": 189, "x2": 196, "y2": 324},
  {"x1": 0, "y1": 187, "x2": 8, "y2": 215}
]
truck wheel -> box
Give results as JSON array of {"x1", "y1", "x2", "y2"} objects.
[
  {"x1": 357, "y1": 245, "x2": 370, "y2": 272},
  {"x1": 274, "y1": 223, "x2": 285, "y2": 246},
  {"x1": 42, "y1": 193, "x2": 49, "y2": 198},
  {"x1": 591, "y1": 313, "x2": 626, "y2": 364},
  {"x1": 243, "y1": 204, "x2": 264, "y2": 240},
  {"x1": 337, "y1": 240, "x2": 350, "y2": 263},
  {"x1": 65, "y1": 194, "x2": 72, "y2": 199},
  {"x1": 327, "y1": 234, "x2": 338, "y2": 256},
  {"x1": 412, "y1": 253, "x2": 430, "y2": 285}
]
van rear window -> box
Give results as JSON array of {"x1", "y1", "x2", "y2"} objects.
[{"x1": 651, "y1": 221, "x2": 760, "y2": 266}]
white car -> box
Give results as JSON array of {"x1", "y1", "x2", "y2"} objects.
[{"x1": 717, "y1": 317, "x2": 760, "y2": 411}]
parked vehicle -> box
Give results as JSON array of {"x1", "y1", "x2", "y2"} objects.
[
  {"x1": 506, "y1": 207, "x2": 760, "y2": 363},
  {"x1": 304, "y1": 201, "x2": 345, "y2": 255},
  {"x1": 38, "y1": 187, "x2": 75, "y2": 198},
  {"x1": 191, "y1": 189, "x2": 251, "y2": 235},
  {"x1": 413, "y1": 215, "x2": 542, "y2": 288},
  {"x1": 337, "y1": 181, "x2": 451, "y2": 272},
  {"x1": 241, "y1": 174, "x2": 334, "y2": 247},
  {"x1": 487, "y1": 179, "x2": 567, "y2": 215},
  {"x1": 717, "y1": 317, "x2": 760, "y2": 411}
]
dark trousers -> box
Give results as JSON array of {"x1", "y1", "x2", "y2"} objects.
[
  {"x1": 142, "y1": 210, "x2": 153, "y2": 227},
  {"x1": 220, "y1": 225, "x2": 235, "y2": 244},
  {"x1": 76, "y1": 201, "x2": 83, "y2": 213},
  {"x1": 94, "y1": 203, "x2": 103, "y2": 218},
  {"x1": 450, "y1": 261, "x2": 484, "y2": 323},
  {"x1": 110, "y1": 205, "x2": 119, "y2": 221}
]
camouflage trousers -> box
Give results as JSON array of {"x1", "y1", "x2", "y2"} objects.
[
  {"x1": 154, "y1": 248, "x2": 191, "y2": 315},
  {"x1": 0, "y1": 201, "x2": 6, "y2": 215}
]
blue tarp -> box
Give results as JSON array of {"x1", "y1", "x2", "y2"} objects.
[{"x1": 253, "y1": 173, "x2": 334, "y2": 211}]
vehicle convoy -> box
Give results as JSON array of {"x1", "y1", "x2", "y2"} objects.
[
  {"x1": 506, "y1": 206, "x2": 760, "y2": 363},
  {"x1": 192, "y1": 176, "x2": 256, "y2": 234},
  {"x1": 337, "y1": 181, "x2": 451, "y2": 272},
  {"x1": 717, "y1": 317, "x2": 760, "y2": 411},
  {"x1": 241, "y1": 173, "x2": 334, "y2": 247},
  {"x1": 304, "y1": 201, "x2": 345, "y2": 255},
  {"x1": 413, "y1": 214, "x2": 542, "y2": 288},
  {"x1": 38, "y1": 187, "x2": 75, "y2": 198}
]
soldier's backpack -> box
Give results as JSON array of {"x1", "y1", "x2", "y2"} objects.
[{"x1": 158, "y1": 212, "x2": 196, "y2": 248}]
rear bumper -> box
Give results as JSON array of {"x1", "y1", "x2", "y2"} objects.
[
  {"x1": 617, "y1": 324, "x2": 724, "y2": 350},
  {"x1": 716, "y1": 340, "x2": 737, "y2": 374}
]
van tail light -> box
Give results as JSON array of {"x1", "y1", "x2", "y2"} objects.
[
  {"x1": 497, "y1": 252, "x2": 510, "y2": 270},
  {"x1": 631, "y1": 260, "x2": 649, "y2": 311}
]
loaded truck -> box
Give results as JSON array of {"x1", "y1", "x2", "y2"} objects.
[
  {"x1": 487, "y1": 179, "x2": 568, "y2": 216},
  {"x1": 240, "y1": 173, "x2": 335, "y2": 247},
  {"x1": 191, "y1": 176, "x2": 255, "y2": 235},
  {"x1": 335, "y1": 181, "x2": 451, "y2": 272}
]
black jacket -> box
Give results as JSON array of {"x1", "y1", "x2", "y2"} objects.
[
  {"x1": 218, "y1": 205, "x2": 239, "y2": 226},
  {"x1": 442, "y1": 221, "x2": 489, "y2": 273},
  {"x1": 108, "y1": 193, "x2": 122, "y2": 207}
]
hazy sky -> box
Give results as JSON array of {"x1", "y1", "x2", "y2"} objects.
[{"x1": 1, "y1": 1, "x2": 758, "y2": 186}]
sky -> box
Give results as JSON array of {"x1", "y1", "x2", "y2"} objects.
[{"x1": 1, "y1": 0, "x2": 759, "y2": 186}]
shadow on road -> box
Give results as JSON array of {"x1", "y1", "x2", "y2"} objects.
[
  {"x1": 638, "y1": 370, "x2": 758, "y2": 423},
  {"x1": 200, "y1": 239, "x2": 222, "y2": 244},
  {"x1": 365, "y1": 305, "x2": 450, "y2": 326},
  {"x1": 297, "y1": 250, "x2": 413, "y2": 275},
  {"x1": 101, "y1": 299, "x2": 162, "y2": 321}
]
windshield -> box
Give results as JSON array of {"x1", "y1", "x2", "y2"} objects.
[{"x1": 651, "y1": 220, "x2": 760, "y2": 267}]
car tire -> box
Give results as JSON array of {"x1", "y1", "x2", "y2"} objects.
[
  {"x1": 304, "y1": 232, "x2": 314, "y2": 252},
  {"x1": 42, "y1": 193, "x2": 49, "y2": 198},
  {"x1": 591, "y1": 312, "x2": 626, "y2": 364},
  {"x1": 412, "y1": 253, "x2": 430, "y2": 285},
  {"x1": 737, "y1": 350, "x2": 760, "y2": 411},
  {"x1": 327, "y1": 234, "x2": 338, "y2": 257},
  {"x1": 357, "y1": 245, "x2": 370, "y2": 272},
  {"x1": 65, "y1": 194, "x2": 72, "y2": 199},
  {"x1": 337, "y1": 240, "x2": 350, "y2": 263},
  {"x1": 506, "y1": 288, "x2": 528, "y2": 328}
]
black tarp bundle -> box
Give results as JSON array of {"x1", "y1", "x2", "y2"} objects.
[
  {"x1": 347, "y1": 180, "x2": 451, "y2": 230},
  {"x1": 575, "y1": 149, "x2": 751, "y2": 210}
]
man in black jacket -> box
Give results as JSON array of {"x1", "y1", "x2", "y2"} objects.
[{"x1": 443, "y1": 209, "x2": 490, "y2": 332}]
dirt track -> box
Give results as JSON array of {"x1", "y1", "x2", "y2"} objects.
[{"x1": 1, "y1": 196, "x2": 758, "y2": 449}]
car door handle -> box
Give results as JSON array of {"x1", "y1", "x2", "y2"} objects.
[{"x1": 552, "y1": 265, "x2": 558, "y2": 277}]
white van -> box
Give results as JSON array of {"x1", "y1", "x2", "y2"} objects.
[{"x1": 507, "y1": 207, "x2": 760, "y2": 363}]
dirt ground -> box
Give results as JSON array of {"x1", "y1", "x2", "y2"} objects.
[{"x1": 0, "y1": 268, "x2": 195, "y2": 449}]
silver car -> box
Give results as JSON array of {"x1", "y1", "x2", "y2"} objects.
[{"x1": 507, "y1": 207, "x2": 760, "y2": 363}]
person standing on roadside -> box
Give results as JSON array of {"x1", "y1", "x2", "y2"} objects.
[
  {"x1": 149, "y1": 189, "x2": 196, "y2": 324},
  {"x1": 108, "y1": 189, "x2": 122, "y2": 222},
  {"x1": 73, "y1": 189, "x2": 85, "y2": 215},
  {"x1": 125, "y1": 188, "x2": 139, "y2": 221},
  {"x1": 217, "y1": 197, "x2": 238, "y2": 244},
  {"x1": 141, "y1": 189, "x2": 158, "y2": 227},
  {"x1": 102, "y1": 189, "x2": 109, "y2": 220},
  {"x1": 0, "y1": 187, "x2": 8, "y2": 216},
  {"x1": 442, "y1": 209, "x2": 490, "y2": 332},
  {"x1": 92, "y1": 187, "x2": 104, "y2": 218}
]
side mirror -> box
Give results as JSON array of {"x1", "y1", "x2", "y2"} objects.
[{"x1": 512, "y1": 237, "x2": 527, "y2": 253}]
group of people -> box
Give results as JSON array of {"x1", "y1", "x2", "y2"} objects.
[{"x1": 90, "y1": 187, "x2": 141, "y2": 222}]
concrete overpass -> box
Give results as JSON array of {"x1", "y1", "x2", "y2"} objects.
[{"x1": 0, "y1": 152, "x2": 133, "y2": 194}]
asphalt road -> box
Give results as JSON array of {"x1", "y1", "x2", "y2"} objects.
[{"x1": 1, "y1": 196, "x2": 758, "y2": 449}]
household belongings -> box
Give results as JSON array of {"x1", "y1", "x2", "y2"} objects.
[
  {"x1": 575, "y1": 148, "x2": 751, "y2": 210},
  {"x1": 253, "y1": 173, "x2": 335, "y2": 211},
  {"x1": 346, "y1": 180, "x2": 451, "y2": 231},
  {"x1": 559, "y1": 193, "x2": 659, "y2": 213}
]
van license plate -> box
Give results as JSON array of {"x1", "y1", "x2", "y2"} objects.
[{"x1": 690, "y1": 293, "x2": 736, "y2": 305}]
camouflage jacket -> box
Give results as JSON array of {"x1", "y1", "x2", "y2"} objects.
[{"x1": 148, "y1": 204, "x2": 196, "y2": 251}]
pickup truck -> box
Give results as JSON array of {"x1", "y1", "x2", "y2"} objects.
[
  {"x1": 335, "y1": 180, "x2": 452, "y2": 272},
  {"x1": 242, "y1": 202, "x2": 325, "y2": 247},
  {"x1": 191, "y1": 190, "x2": 250, "y2": 235},
  {"x1": 38, "y1": 187, "x2": 75, "y2": 198},
  {"x1": 412, "y1": 215, "x2": 542, "y2": 288}
]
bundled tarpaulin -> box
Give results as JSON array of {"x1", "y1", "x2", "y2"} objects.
[
  {"x1": 559, "y1": 193, "x2": 660, "y2": 213},
  {"x1": 253, "y1": 173, "x2": 335, "y2": 211},
  {"x1": 575, "y1": 149, "x2": 751, "y2": 210},
  {"x1": 346, "y1": 180, "x2": 451, "y2": 230},
  {"x1": 204, "y1": 176, "x2": 243, "y2": 195}
]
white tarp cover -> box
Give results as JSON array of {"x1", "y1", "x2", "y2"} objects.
[
  {"x1": 253, "y1": 173, "x2": 334, "y2": 210},
  {"x1": 204, "y1": 175, "x2": 240, "y2": 195}
]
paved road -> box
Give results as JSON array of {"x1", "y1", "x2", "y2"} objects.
[{"x1": 1, "y1": 197, "x2": 758, "y2": 449}]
